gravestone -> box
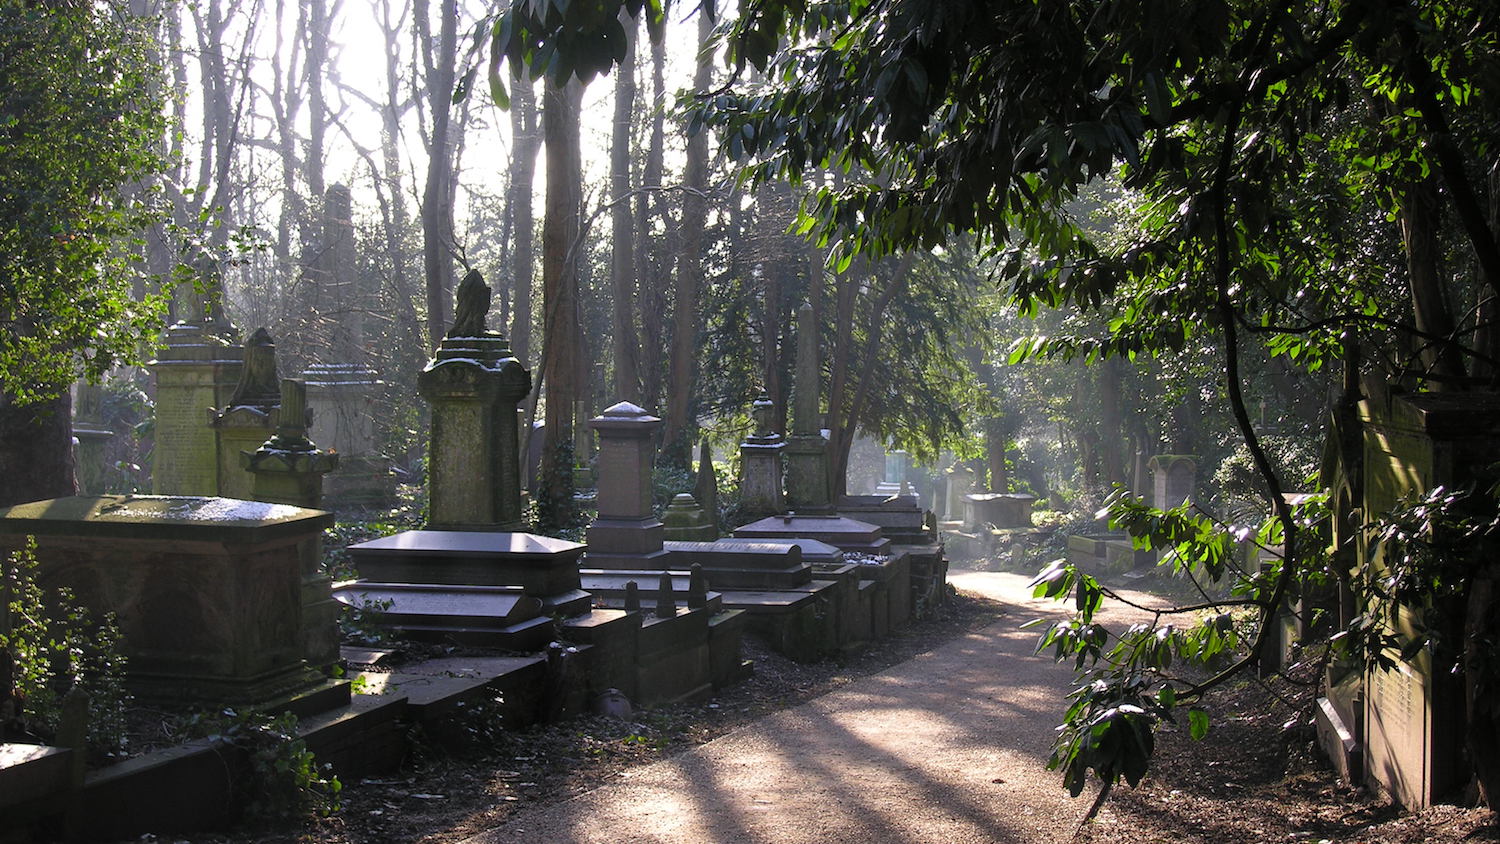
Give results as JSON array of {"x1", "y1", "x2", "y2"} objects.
[
  {"x1": 149, "y1": 334, "x2": 243, "y2": 496},
  {"x1": 739, "y1": 393, "x2": 786, "y2": 522},
  {"x1": 585, "y1": 402, "x2": 670, "y2": 568},
  {"x1": 72, "y1": 382, "x2": 115, "y2": 495},
  {"x1": 210, "y1": 328, "x2": 281, "y2": 500},
  {"x1": 0, "y1": 495, "x2": 338, "y2": 703},
  {"x1": 1352, "y1": 389, "x2": 1500, "y2": 808},
  {"x1": 1147, "y1": 454, "x2": 1197, "y2": 509},
  {"x1": 784, "y1": 304, "x2": 832, "y2": 513},
  {"x1": 943, "y1": 462, "x2": 977, "y2": 526},
  {"x1": 418, "y1": 271, "x2": 531, "y2": 530},
  {"x1": 875, "y1": 450, "x2": 909, "y2": 496},
  {"x1": 693, "y1": 439, "x2": 720, "y2": 538}
]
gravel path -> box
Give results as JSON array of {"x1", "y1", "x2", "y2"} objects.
[{"x1": 459, "y1": 570, "x2": 1159, "y2": 844}]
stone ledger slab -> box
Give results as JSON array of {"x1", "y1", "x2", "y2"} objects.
[{"x1": 347, "y1": 529, "x2": 588, "y2": 615}]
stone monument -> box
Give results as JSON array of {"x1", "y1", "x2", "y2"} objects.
[
  {"x1": 1147, "y1": 454, "x2": 1197, "y2": 509},
  {"x1": 242, "y1": 378, "x2": 339, "y2": 509},
  {"x1": 150, "y1": 255, "x2": 243, "y2": 495},
  {"x1": 738, "y1": 393, "x2": 786, "y2": 522},
  {"x1": 784, "y1": 303, "x2": 832, "y2": 512},
  {"x1": 693, "y1": 439, "x2": 719, "y2": 538},
  {"x1": 418, "y1": 270, "x2": 532, "y2": 530},
  {"x1": 210, "y1": 328, "x2": 281, "y2": 500},
  {"x1": 585, "y1": 402, "x2": 670, "y2": 568}
]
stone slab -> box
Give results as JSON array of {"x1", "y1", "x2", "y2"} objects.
[
  {"x1": 332, "y1": 582, "x2": 543, "y2": 625},
  {"x1": 0, "y1": 494, "x2": 333, "y2": 545},
  {"x1": 733, "y1": 515, "x2": 891, "y2": 555},
  {"x1": 348, "y1": 529, "x2": 585, "y2": 597},
  {"x1": 0, "y1": 743, "x2": 73, "y2": 810}
]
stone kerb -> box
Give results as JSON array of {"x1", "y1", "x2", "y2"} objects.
[
  {"x1": 418, "y1": 332, "x2": 531, "y2": 531},
  {"x1": 587, "y1": 402, "x2": 668, "y2": 563}
]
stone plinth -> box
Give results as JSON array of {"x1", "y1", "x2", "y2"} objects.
[
  {"x1": 347, "y1": 529, "x2": 589, "y2": 616},
  {"x1": 733, "y1": 514, "x2": 891, "y2": 556},
  {"x1": 662, "y1": 494, "x2": 717, "y2": 542},
  {"x1": 418, "y1": 333, "x2": 531, "y2": 530},
  {"x1": 784, "y1": 434, "x2": 833, "y2": 514},
  {"x1": 242, "y1": 379, "x2": 339, "y2": 510},
  {"x1": 739, "y1": 394, "x2": 786, "y2": 522},
  {"x1": 0, "y1": 495, "x2": 334, "y2": 704},
  {"x1": 586, "y1": 402, "x2": 669, "y2": 568},
  {"x1": 304, "y1": 363, "x2": 395, "y2": 507},
  {"x1": 874, "y1": 450, "x2": 909, "y2": 496},
  {"x1": 72, "y1": 422, "x2": 115, "y2": 495},
  {"x1": 149, "y1": 324, "x2": 243, "y2": 495}
]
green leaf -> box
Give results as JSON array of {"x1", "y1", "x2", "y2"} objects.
[{"x1": 1188, "y1": 708, "x2": 1209, "y2": 741}]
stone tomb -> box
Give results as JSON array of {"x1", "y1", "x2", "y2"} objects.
[
  {"x1": 332, "y1": 582, "x2": 552, "y2": 651},
  {"x1": 346, "y1": 530, "x2": 590, "y2": 617},
  {"x1": 0, "y1": 495, "x2": 340, "y2": 705}
]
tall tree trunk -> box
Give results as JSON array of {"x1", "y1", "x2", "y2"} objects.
[
  {"x1": 508, "y1": 76, "x2": 541, "y2": 366},
  {"x1": 608, "y1": 14, "x2": 641, "y2": 403},
  {"x1": 418, "y1": 0, "x2": 459, "y2": 345},
  {"x1": 1474, "y1": 160, "x2": 1500, "y2": 382},
  {"x1": 304, "y1": 0, "x2": 330, "y2": 200},
  {"x1": 661, "y1": 12, "x2": 714, "y2": 462},
  {"x1": 0, "y1": 393, "x2": 75, "y2": 507},
  {"x1": 634, "y1": 25, "x2": 669, "y2": 413},
  {"x1": 538, "y1": 79, "x2": 584, "y2": 524},
  {"x1": 1399, "y1": 175, "x2": 1466, "y2": 386},
  {"x1": 1098, "y1": 357, "x2": 1127, "y2": 486}
]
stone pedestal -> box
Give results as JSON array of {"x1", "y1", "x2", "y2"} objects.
[
  {"x1": 784, "y1": 435, "x2": 832, "y2": 513},
  {"x1": 148, "y1": 323, "x2": 243, "y2": 495},
  {"x1": 586, "y1": 402, "x2": 669, "y2": 568},
  {"x1": 739, "y1": 394, "x2": 786, "y2": 523},
  {"x1": 1147, "y1": 454, "x2": 1197, "y2": 510},
  {"x1": 304, "y1": 363, "x2": 395, "y2": 507},
  {"x1": 0, "y1": 495, "x2": 336, "y2": 703},
  {"x1": 418, "y1": 333, "x2": 531, "y2": 530},
  {"x1": 874, "y1": 450, "x2": 909, "y2": 496}
]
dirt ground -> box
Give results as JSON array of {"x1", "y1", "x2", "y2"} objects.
[{"x1": 168, "y1": 585, "x2": 1494, "y2": 844}]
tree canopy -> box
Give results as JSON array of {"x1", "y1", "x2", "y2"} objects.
[{"x1": 0, "y1": 1, "x2": 168, "y2": 405}]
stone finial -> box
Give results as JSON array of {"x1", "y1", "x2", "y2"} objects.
[
  {"x1": 688, "y1": 564, "x2": 707, "y2": 610},
  {"x1": 751, "y1": 392, "x2": 775, "y2": 438},
  {"x1": 228, "y1": 328, "x2": 281, "y2": 408},
  {"x1": 449, "y1": 269, "x2": 491, "y2": 338},
  {"x1": 654, "y1": 571, "x2": 676, "y2": 619},
  {"x1": 624, "y1": 580, "x2": 641, "y2": 614}
]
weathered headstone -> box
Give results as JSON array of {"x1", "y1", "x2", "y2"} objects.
[
  {"x1": 149, "y1": 326, "x2": 242, "y2": 496},
  {"x1": 71, "y1": 382, "x2": 114, "y2": 495},
  {"x1": 784, "y1": 304, "x2": 832, "y2": 512},
  {"x1": 586, "y1": 402, "x2": 670, "y2": 568},
  {"x1": 210, "y1": 328, "x2": 281, "y2": 500},
  {"x1": 418, "y1": 271, "x2": 532, "y2": 530},
  {"x1": 738, "y1": 393, "x2": 786, "y2": 522},
  {"x1": 693, "y1": 439, "x2": 720, "y2": 537},
  {"x1": 1147, "y1": 454, "x2": 1197, "y2": 510},
  {"x1": 875, "y1": 450, "x2": 909, "y2": 496},
  {"x1": 943, "y1": 461, "x2": 976, "y2": 525}
]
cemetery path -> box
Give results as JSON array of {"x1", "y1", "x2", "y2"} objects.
[{"x1": 458, "y1": 570, "x2": 1164, "y2": 844}]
